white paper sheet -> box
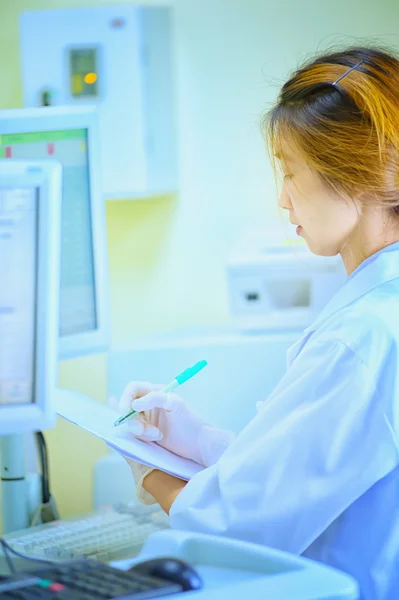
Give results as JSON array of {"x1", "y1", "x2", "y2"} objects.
[{"x1": 55, "y1": 389, "x2": 204, "y2": 481}]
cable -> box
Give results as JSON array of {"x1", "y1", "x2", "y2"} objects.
[
  {"x1": 0, "y1": 537, "x2": 54, "y2": 573},
  {"x1": 35, "y1": 432, "x2": 50, "y2": 505},
  {"x1": 32, "y1": 431, "x2": 60, "y2": 525},
  {"x1": 0, "y1": 540, "x2": 15, "y2": 574}
]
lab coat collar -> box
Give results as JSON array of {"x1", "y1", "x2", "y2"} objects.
[{"x1": 304, "y1": 242, "x2": 399, "y2": 335}]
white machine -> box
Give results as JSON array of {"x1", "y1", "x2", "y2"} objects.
[
  {"x1": 124, "y1": 530, "x2": 359, "y2": 600},
  {"x1": 0, "y1": 106, "x2": 110, "y2": 358},
  {"x1": 0, "y1": 159, "x2": 61, "y2": 532},
  {"x1": 20, "y1": 5, "x2": 177, "y2": 199},
  {"x1": 226, "y1": 228, "x2": 346, "y2": 331}
]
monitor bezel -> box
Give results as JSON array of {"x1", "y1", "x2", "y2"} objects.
[
  {"x1": 0, "y1": 160, "x2": 61, "y2": 434},
  {"x1": 0, "y1": 106, "x2": 110, "y2": 358}
]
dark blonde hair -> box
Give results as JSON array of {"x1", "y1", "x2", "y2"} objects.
[{"x1": 264, "y1": 46, "x2": 399, "y2": 213}]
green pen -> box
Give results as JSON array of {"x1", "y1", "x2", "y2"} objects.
[{"x1": 113, "y1": 359, "x2": 208, "y2": 427}]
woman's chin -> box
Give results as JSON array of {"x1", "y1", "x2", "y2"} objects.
[{"x1": 306, "y1": 239, "x2": 339, "y2": 257}]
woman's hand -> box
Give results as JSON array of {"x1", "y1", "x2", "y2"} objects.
[
  {"x1": 124, "y1": 457, "x2": 157, "y2": 505},
  {"x1": 115, "y1": 381, "x2": 236, "y2": 467}
]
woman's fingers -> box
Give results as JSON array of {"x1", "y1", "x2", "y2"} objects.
[
  {"x1": 132, "y1": 391, "x2": 178, "y2": 413},
  {"x1": 118, "y1": 381, "x2": 150, "y2": 413},
  {"x1": 127, "y1": 416, "x2": 163, "y2": 442},
  {"x1": 119, "y1": 382, "x2": 165, "y2": 413}
]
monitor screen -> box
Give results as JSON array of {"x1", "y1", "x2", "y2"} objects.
[
  {"x1": 0, "y1": 129, "x2": 97, "y2": 338},
  {"x1": 0, "y1": 187, "x2": 37, "y2": 407},
  {"x1": 0, "y1": 159, "x2": 61, "y2": 434}
]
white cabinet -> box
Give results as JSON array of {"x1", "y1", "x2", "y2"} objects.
[{"x1": 20, "y1": 6, "x2": 177, "y2": 199}]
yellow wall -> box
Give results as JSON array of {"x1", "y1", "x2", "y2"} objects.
[{"x1": 2, "y1": 0, "x2": 399, "y2": 522}]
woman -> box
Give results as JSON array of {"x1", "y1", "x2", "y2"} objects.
[{"x1": 116, "y1": 46, "x2": 399, "y2": 600}]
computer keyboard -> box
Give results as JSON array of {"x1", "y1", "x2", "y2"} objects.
[
  {"x1": 0, "y1": 558, "x2": 183, "y2": 598},
  {"x1": 2, "y1": 503, "x2": 169, "y2": 563}
]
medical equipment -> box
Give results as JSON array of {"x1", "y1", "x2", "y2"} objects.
[
  {"x1": 0, "y1": 106, "x2": 110, "y2": 358},
  {"x1": 20, "y1": 5, "x2": 177, "y2": 199},
  {"x1": 1, "y1": 503, "x2": 169, "y2": 565},
  {"x1": 0, "y1": 160, "x2": 61, "y2": 532},
  {"x1": 114, "y1": 360, "x2": 208, "y2": 427},
  {"x1": 226, "y1": 229, "x2": 346, "y2": 331},
  {"x1": 120, "y1": 530, "x2": 359, "y2": 599}
]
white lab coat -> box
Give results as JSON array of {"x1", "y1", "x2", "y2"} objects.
[{"x1": 170, "y1": 242, "x2": 399, "y2": 600}]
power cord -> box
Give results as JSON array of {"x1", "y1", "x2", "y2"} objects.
[
  {"x1": 0, "y1": 540, "x2": 15, "y2": 574},
  {"x1": 0, "y1": 538, "x2": 53, "y2": 574},
  {"x1": 35, "y1": 432, "x2": 50, "y2": 505},
  {"x1": 32, "y1": 432, "x2": 60, "y2": 525}
]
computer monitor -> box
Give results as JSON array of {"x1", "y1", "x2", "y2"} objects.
[
  {"x1": 0, "y1": 160, "x2": 61, "y2": 435},
  {"x1": 0, "y1": 106, "x2": 110, "y2": 358}
]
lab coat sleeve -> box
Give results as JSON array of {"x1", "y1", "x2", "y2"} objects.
[{"x1": 169, "y1": 339, "x2": 399, "y2": 554}]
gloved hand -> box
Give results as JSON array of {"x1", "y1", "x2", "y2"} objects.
[
  {"x1": 116, "y1": 381, "x2": 236, "y2": 467},
  {"x1": 108, "y1": 394, "x2": 157, "y2": 505},
  {"x1": 124, "y1": 457, "x2": 157, "y2": 505}
]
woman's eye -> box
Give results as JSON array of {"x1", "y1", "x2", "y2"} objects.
[{"x1": 283, "y1": 174, "x2": 293, "y2": 181}]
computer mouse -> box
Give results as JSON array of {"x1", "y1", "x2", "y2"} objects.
[{"x1": 129, "y1": 557, "x2": 203, "y2": 592}]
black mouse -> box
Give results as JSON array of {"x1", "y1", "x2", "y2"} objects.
[{"x1": 129, "y1": 557, "x2": 203, "y2": 592}]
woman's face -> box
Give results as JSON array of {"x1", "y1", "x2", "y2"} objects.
[{"x1": 277, "y1": 141, "x2": 361, "y2": 257}]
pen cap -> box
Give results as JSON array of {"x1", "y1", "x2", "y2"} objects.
[{"x1": 175, "y1": 360, "x2": 208, "y2": 385}]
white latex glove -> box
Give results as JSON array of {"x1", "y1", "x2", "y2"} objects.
[
  {"x1": 108, "y1": 394, "x2": 157, "y2": 505},
  {"x1": 116, "y1": 381, "x2": 235, "y2": 467},
  {"x1": 124, "y1": 457, "x2": 157, "y2": 506}
]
